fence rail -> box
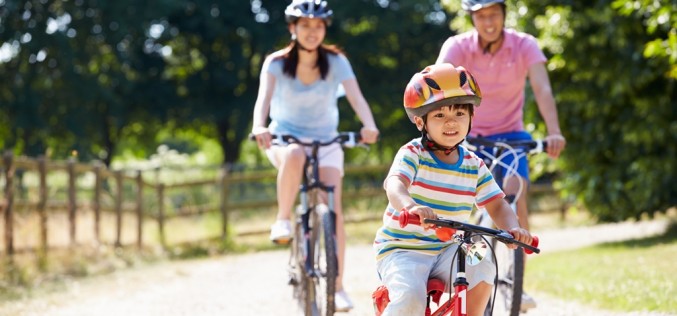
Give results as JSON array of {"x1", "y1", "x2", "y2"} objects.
[
  {"x1": 0, "y1": 152, "x2": 393, "y2": 256},
  {"x1": 0, "y1": 151, "x2": 560, "y2": 257}
]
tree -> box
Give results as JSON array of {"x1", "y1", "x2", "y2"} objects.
[{"x1": 441, "y1": 0, "x2": 676, "y2": 221}]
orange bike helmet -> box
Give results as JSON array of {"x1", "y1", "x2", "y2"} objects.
[{"x1": 403, "y1": 63, "x2": 481, "y2": 123}]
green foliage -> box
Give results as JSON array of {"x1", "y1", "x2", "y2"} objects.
[
  {"x1": 442, "y1": 0, "x2": 676, "y2": 221},
  {"x1": 535, "y1": 2, "x2": 676, "y2": 221},
  {"x1": 1, "y1": 0, "x2": 674, "y2": 221}
]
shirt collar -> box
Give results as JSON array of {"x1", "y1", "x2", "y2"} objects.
[{"x1": 470, "y1": 28, "x2": 515, "y2": 55}]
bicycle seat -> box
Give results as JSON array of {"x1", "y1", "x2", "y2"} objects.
[
  {"x1": 427, "y1": 278, "x2": 445, "y2": 305},
  {"x1": 372, "y1": 278, "x2": 447, "y2": 316}
]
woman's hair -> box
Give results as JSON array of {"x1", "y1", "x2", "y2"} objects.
[{"x1": 279, "y1": 42, "x2": 344, "y2": 80}]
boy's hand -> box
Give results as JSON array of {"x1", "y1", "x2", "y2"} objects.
[
  {"x1": 409, "y1": 206, "x2": 436, "y2": 230},
  {"x1": 507, "y1": 227, "x2": 532, "y2": 250}
]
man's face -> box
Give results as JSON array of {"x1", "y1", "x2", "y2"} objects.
[{"x1": 471, "y1": 4, "x2": 505, "y2": 44}]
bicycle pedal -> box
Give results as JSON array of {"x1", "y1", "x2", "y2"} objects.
[
  {"x1": 288, "y1": 276, "x2": 298, "y2": 286},
  {"x1": 272, "y1": 237, "x2": 292, "y2": 245}
]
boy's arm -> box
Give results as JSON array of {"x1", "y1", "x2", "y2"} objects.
[
  {"x1": 384, "y1": 175, "x2": 436, "y2": 229},
  {"x1": 485, "y1": 198, "x2": 532, "y2": 246}
]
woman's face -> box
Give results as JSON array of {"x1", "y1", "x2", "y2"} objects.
[
  {"x1": 471, "y1": 4, "x2": 505, "y2": 44},
  {"x1": 289, "y1": 17, "x2": 326, "y2": 50}
]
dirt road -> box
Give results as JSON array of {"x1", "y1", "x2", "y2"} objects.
[{"x1": 1, "y1": 219, "x2": 673, "y2": 316}]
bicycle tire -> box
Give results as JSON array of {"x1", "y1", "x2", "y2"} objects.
[
  {"x1": 309, "y1": 203, "x2": 337, "y2": 316},
  {"x1": 290, "y1": 213, "x2": 312, "y2": 315},
  {"x1": 491, "y1": 238, "x2": 524, "y2": 316}
]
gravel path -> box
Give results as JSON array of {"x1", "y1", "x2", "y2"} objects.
[{"x1": 1, "y1": 219, "x2": 673, "y2": 316}]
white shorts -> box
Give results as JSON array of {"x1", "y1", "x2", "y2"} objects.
[
  {"x1": 375, "y1": 244, "x2": 495, "y2": 315},
  {"x1": 265, "y1": 142, "x2": 345, "y2": 175}
]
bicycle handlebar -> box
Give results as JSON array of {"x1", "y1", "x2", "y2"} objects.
[
  {"x1": 249, "y1": 132, "x2": 365, "y2": 149},
  {"x1": 398, "y1": 210, "x2": 540, "y2": 254},
  {"x1": 465, "y1": 136, "x2": 547, "y2": 155}
]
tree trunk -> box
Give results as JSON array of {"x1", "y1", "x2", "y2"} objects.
[{"x1": 216, "y1": 117, "x2": 241, "y2": 164}]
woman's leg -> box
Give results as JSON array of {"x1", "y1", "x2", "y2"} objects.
[
  {"x1": 318, "y1": 167, "x2": 345, "y2": 289},
  {"x1": 267, "y1": 144, "x2": 305, "y2": 242}
]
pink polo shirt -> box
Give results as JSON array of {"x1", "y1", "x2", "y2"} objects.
[{"x1": 437, "y1": 29, "x2": 546, "y2": 136}]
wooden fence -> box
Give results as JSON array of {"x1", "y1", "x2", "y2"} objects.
[
  {"x1": 0, "y1": 151, "x2": 562, "y2": 257},
  {"x1": 0, "y1": 151, "x2": 391, "y2": 256}
]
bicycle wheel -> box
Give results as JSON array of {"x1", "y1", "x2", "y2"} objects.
[
  {"x1": 491, "y1": 238, "x2": 524, "y2": 316},
  {"x1": 289, "y1": 213, "x2": 312, "y2": 315},
  {"x1": 308, "y1": 203, "x2": 337, "y2": 316}
]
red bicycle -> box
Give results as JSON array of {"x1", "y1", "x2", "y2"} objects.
[{"x1": 372, "y1": 211, "x2": 539, "y2": 316}]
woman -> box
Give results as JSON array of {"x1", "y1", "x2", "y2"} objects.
[{"x1": 251, "y1": 0, "x2": 379, "y2": 311}]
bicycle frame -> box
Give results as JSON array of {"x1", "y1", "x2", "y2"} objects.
[
  {"x1": 265, "y1": 133, "x2": 361, "y2": 316},
  {"x1": 373, "y1": 211, "x2": 539, "y2": 316},
  {"x1": 465, "y1": 136, "x2": 546, "y2": 316}
]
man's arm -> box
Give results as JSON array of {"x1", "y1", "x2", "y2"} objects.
[{"x1": 528, "y1": 62, "x2": 566, "y2": 158}]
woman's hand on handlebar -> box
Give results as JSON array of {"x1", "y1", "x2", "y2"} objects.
[
  {"x1": 506, "y1": 227, "x2": 533, "y2": 250},
  {"x1": 252, "y1": 126, "x2": 272, "y2": 149},
  {"x1": 360, "y1": 126, "x2": 380, "y2": 144}
]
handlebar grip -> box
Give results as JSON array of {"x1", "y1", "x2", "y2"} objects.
[
  {"x1": 523, "y1": 236, "x2": 539, "y2": 254},
  {"x1": 398, "y1": 210, "x2": 455, "y2": 242},
  {"x1": 398, "y1": 210, "x2": 421, "y2": 227}
]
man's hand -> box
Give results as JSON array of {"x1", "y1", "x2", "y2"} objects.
[{"x1": 545, "y1": 134, "x2": 566, "y2": 158}]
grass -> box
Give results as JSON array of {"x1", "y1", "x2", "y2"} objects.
[{"x1": 526, "y1": 220, "x2": 677, "y2": 313}]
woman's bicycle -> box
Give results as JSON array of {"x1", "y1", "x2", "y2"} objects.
[
  {"x1": 372, "y1": 211, "x2": 540, "y2": 316},
  {"x1": 261, "y1": 132, "x2": 364, "y2": 316},
  {"x1": 464, "y1": 136, "x2": 547, "y2": 316}
]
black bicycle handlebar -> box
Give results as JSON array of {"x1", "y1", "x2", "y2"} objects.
[
  {"x1": 465, "y1": 136, "x2": 547, "y2": 154},
  {"x1": 249, "y1": 132, "x2": 364, "y2": 148},
  {"x1": 398, "y1": 211, "x2": 540, "y2": 254}
]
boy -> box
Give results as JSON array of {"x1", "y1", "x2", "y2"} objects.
[{"x1": 373, "y1": 63, "x2": 534, "y2": 316}]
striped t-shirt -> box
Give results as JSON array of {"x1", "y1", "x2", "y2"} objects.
[{"x1": 374, "y1": 138, "x2": 505, "y2": 261}]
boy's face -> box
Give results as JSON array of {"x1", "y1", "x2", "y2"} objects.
[{"x1": 416, "y1": 105, "x2": 471, "y2": 147}]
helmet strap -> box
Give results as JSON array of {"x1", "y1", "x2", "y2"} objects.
[{"x1": 420, "y1": 122, "x2": 460, "y2": 156}]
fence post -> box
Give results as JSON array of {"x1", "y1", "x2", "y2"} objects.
[
  {"x1": 157, "y1": 184, "x2": 166, "y2": 248},
  {"x1": 37, "y1": 156, "x2": 48, "y2": 256},
  {"x1": 136, "y1": 170, "x2": 143, "y2": 249},
  {"x1": 114, "y1": 170, "x2": 123, "y2": 247},
  {"x1": 67, "y1": 157, "x2": 77, "y2": 246},
  {"x1": 3, "y1": 151, "x2": 14, "y2": 256},
  {"x1": 92, "y1": 161, "x2": 102, "y2": 244},
  {"x1": 220, "y1": 164, "x2": 231, "y2": 240}
]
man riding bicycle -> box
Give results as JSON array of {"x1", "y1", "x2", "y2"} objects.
[{"x1": 436, "y1": 0, "x2": 566, "y2": 310}]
